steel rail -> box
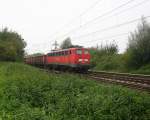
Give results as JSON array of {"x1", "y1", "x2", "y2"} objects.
[
  {"x1": 86, "y1": 71, "x2": 150, "y2": 93},
  {"x1": 39, "y1": 68, "x2": 150, "y2": 93}
]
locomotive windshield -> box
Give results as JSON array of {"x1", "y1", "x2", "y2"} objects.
[
  {"x1": 84, "y1": 50, "x2": 89, "y2": 54},
  {"x1": 76, "y1": 49, "x2": 82, "y2": 54}
]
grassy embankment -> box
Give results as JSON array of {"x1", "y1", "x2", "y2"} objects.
[{"x1": 0, "y1": 62, "x2": 150, "y2": 119}]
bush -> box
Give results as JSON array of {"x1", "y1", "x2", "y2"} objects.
[
  {"x1": 90, "y1": 43, "x2": 123, "y2": 71},
  {"x1": 125, "y1": 18, "x2": 150, "y2": 69},
  {"x1": 131, "y1": 64, "x2": 150, "y2": 75}
]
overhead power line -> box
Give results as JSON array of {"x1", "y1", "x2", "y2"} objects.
[
  {"x1": 83, "y1": 0, "x2": 150, "y2": 28},
  {"x1": 53, "y1": 0, "x2": 137, "y2": 40},
  {"x1": 32, "y1": 0, "x2": 149, "y2": 52},
  {"x1": 80, "y1": 0, "x2": 103, "y2": 16},
  {"x1": 112, "y1": 0, "x2": 150, "y2": 17},
  {"x1": 31, "y1": 12, "x2": 150, "y2": 49},
  {"x1": 49, "y1": 0, "x2": 103, "y2": 42},
  {"x1": 77, "y1": 32, "x2": 129, "y2": 44},
  {"x1": 81, "y1": 0, "x2": 136, "y2": 27},
  {"x1": 71, "y1": 15, "x2": 150, "y2": 39}
]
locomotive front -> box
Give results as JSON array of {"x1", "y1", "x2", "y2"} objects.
[{"x1": 73, "y1": 48, "x2": 91, "y2": 71}]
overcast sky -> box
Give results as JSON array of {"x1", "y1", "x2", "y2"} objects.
[{"x1": 0, "y1": 0, "x2": 150, "y2": 54}]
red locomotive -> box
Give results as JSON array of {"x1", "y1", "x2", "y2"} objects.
[{"x1": 25, "y1": 47, "x2": 91, "y2": 71}]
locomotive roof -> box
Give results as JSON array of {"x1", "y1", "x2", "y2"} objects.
[
  {"x1": 47, "y1": 47, "x2": 87, "y2": 54},
  {"x1": 25, "y1": 47, "x2": 89, "y2": 58}
]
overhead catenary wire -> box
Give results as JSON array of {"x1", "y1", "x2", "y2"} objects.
[
  {"x1": 80, "y1": 0, "x2": 136, "y2": 27},
  {"x1": 110, "y1": 0, "x2": 150, "y2": 18},
  {"x1": 76, "y1": 32, "x2": 130, "y2": 44},
  {"x1": 30, "y1": 15, "x2": 150, "y2": 49},
  {"x1": 49, "y1": 0, "x2": 103, "y2": 44},
  {"x1": 80, "y1": 0, "x2": 103, "y2": 16},
  {"x1": 82, "y1": 0, "x2": 150, "y2": 28},
  {"x1": 53, "y1": 0, "x2": 137, "y2": 40},
  {"x1": 29, "y1": 0, "x2": 150, "y2": 53},
  {"x1": 71, "y1": 15, "x2": 150, "y2": 39},
  {"x1": 44, "y1": 0, "x2": 150, "y2": 49}
]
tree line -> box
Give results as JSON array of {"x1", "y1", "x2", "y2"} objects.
[
  {"x1": 91, "y1": 18, "x2": 150, "y2": 73},
  {"x1": 0, "y1": 28, "x2": 26, "y2": 62}
]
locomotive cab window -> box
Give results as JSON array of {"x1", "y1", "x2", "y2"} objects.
[
  {"x1": 84, "y1": 50, "x2": 89, "y2": 54},
  {"x1": 62, "y1": 51, "x2": 64, "y2": 55},
  {"x1": 58, "y1": 52, "x2": 61, "y2": 56},
  {"x1": 76, "y1": 49, "x2": 82, "y2": 54},
  {"x1": 65, "y1": 51, "x2": 68, "y2": 55},
  {"x1": 48, "y1": 53, "x2": 52, "y2": 56}
]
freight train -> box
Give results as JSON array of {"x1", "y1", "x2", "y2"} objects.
[{"x1": 24, "y1": 47, "x2": 91, "y2": 71}]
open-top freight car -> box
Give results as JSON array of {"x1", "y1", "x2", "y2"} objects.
[{"x1": 25, "y1": 47, "x2": 91, "y2": 71}]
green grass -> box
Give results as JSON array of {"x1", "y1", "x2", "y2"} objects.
[{"x1": 0, "y1": 62, "x2": 150, "y2": 120}]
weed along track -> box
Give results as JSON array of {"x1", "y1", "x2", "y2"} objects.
[{"x1": 85, "y1": 71, "x2": 150, "y2": 93}]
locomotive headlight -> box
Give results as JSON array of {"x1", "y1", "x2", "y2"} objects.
[
  {"x1": 84, "y1": 59, "x2": 88, "y2": 62},
  {"x1": 78, "y1": 59, "x2": 82, "y2": 62}
]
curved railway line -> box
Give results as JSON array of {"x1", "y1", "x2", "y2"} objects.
[{"x1": 86, "y1": 71, "x2": 150, "y2": 93}]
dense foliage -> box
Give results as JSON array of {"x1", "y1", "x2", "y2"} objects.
[
  {"x1": 60, "y1": 37, "x2": 72, "y2": 49},
  {"x1": 0, "y1": 62, "x2": 149, "y2": 119},
  {"x1": 91, "y1": 18, "x2": 150, "y2": 74},
  {"x1": 125, "y1": 18, "x2": 150, "y2": 69},
  {"x1": 0, "y1": 28, "x2": 26, "y2": 61},
  {"x1": 90, "y1": 43, "x2": 123, "y2": 71}
]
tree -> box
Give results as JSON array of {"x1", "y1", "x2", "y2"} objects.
[
  {"x1": 0, "y1": 27, "x2": 26, "y2": 61},
  {"x1": 95, "y1": 43, "x2": 118, "y2": 56},
  {"x1": 31, "y1": 53, "x2": 44, "y2": 57},
  {"x1": 70, "y1": 45, "x2": 83, "y2": 48},
  {"x1": 60, "y1": 37, "x2": 72, "y2": 49},
  {"x1": 90, "y1": 43, "x2": 118, "y2": 69},
  {"x1": 125, "y1": 18, "x2": 150, "y2": 69}
]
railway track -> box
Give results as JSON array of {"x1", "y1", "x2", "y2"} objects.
[
  {"x1": 86, "y1": 71, "x2": 150, "y2": 93},
  {"x1": 39, "y1": 68, "x2": 150, "y2": 93}
]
